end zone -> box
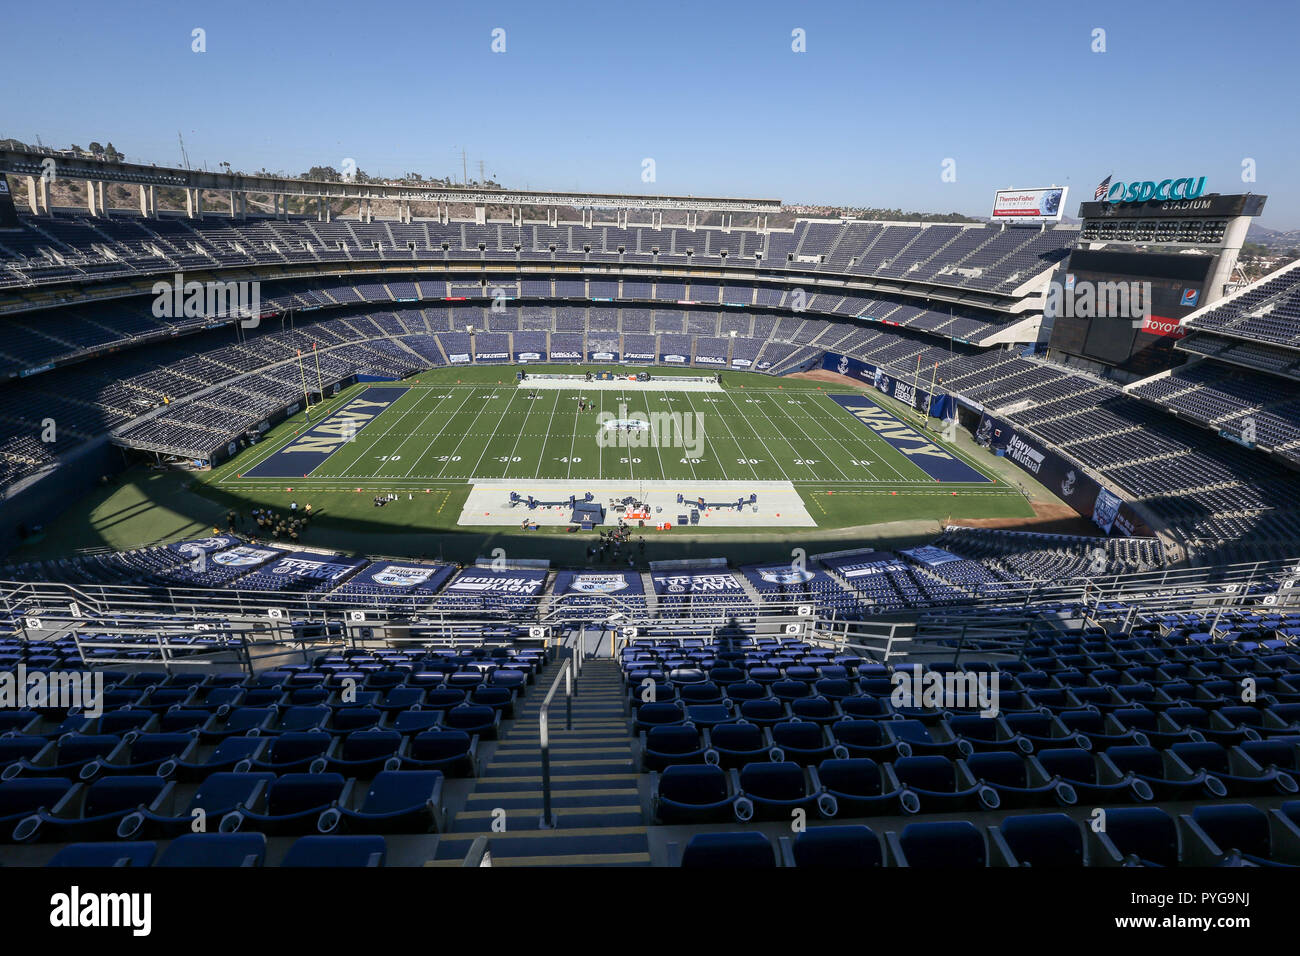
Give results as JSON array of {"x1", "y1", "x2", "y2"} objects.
[
  {"x1": 242, "y1": 386, "x2": 408, "y2": 478},
  {"x1": 828, "y1": 394, "x2": 992, "y2": 483}
]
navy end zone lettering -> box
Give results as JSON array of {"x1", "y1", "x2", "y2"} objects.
[
  {"x1": 829, "y1": 394, "x2": 990, "y2": 483},
  {"x1": 243, "y1": 386, "x2": 406, "y2": 478}
]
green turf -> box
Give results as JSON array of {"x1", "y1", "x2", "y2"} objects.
[
  {"x1": 220, "y1": 366, "x2": 1010, "y2": 489},
  {"x1": 9, "y1": 366, "x2": 1039, "y2": 563}
]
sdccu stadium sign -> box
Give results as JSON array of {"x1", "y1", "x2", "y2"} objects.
[{"x1": 1106, "y1": 177, "x2": 1206, "y2": 204}]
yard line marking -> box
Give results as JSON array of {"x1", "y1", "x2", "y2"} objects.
[
  {"x1": 692, "y1": 391, "x2": 758, "y2": 483},
  {"x1": 502, "y1": 388, "x2": 545, "y2": 478},
  {"x1": 330, "y1": 386, "x2": 442, "y2": 478},
  {"x1": 646, "y1": 391, "x2": 673, "y2": 481},
  {"x1": 565, "y1": 391, "x2": 583, "y2": 480},
  {"x1": 467, "y1": 388, "x2": 528, "y2": 480},
  {"x1": 813, "y1": 392, "x2": 920, "y2": 482},
  {"x1": 720, "y1": 388, "x2": 794, "y2": 482},
  {"x1": 775, "y1": 391, "x2": 930, "y2": 483},
  {"x1": 400, "y1": 387, "x2": 480, "y2": 477},
  {"x1": 760, "y1": 392, "x2": 850, "y2": 481},
  {"x1": 536, "y1": 389, "x2": 563, "y2": 479},
  {"x1": 433, "y1": 384, "x2": 510, "y2": 480}
]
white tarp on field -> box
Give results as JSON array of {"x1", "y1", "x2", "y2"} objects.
[{"x1": 458, "y1": 479, "x2": 815, "y2": 527}]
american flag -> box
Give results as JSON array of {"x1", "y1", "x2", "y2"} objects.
[{"x1": 1094, "y1": 174, "x2": 1112, "y2": 200}]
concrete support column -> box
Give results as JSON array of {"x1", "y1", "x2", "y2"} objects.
[
  {"x1": 26, "y1": 176, "x2": 51, "y2": 216},
  {"x1": 317, "y1": 195, "x2": 324, "y2": 222},
  {"x1": 194, "y1": 188, "x2": 204, "y2": 219},
  {"x1": 139, "y1": 184, "x2": 150, "y2": 217},
  {"x1": 474, "y1": 204, "x2": 486, "y2": 226},
  {"x1": 185, "y1": 188, "x2": 196, "y2": 219},
  {"x1": 96, "y1": 181, "x2": 107, "y2": 216},
  {"x1": 86, "y1": 180, "x2": 100, "y2": 216},
  {"x1": 237, "y1": 191, "x2": 247, "y2": 219}
]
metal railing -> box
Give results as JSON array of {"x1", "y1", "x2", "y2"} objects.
[
  {"x1": 4, "y1": 555, "x2": 1296, "y2": 623},
  {"x1": 537, "y1": 646, "x2": 577, "y2": 830}
]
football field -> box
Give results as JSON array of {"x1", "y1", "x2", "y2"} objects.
[{"x1": 224, "y1": 372, "x2": 998, "y2": 489}]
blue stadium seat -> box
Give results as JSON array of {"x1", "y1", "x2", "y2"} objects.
[
  {"x1": 396, "y1": 730, "x2": 477, "y2": 776},
  {"x1": 641, "y1": 725, "x2": 709, "y2": 771},
  {"x1": 963, "y1": 751, "x2": 1075, "y2": 808},
  {"x1": 784, "y1": 825, "x2": 884, "y2": 867},
  {"x1": 652, "y1": 764, "x2": 736, "y2": 824},
  {"x1": 888, "y1": 755, "x2": 998, "y2": 812},
  {"x1": 891, "y1": 820, "x2": 986, "y2": 867},
  {"x1": 319, "y1": 770, "x2": 444, "y2": 834},
  {"x1": 15, "y1": 774, "x2": 171, "y2": 843},
  {"x1": 735, "y1": 761, "x2": 828, "y2": 821},
  {"x1": 219, "y1": 772, "x2": 350, "y2": 836},
  {"x1": 156, "y1": 832, "x2": 267, "y2": 867},
  {"x1": 120, "y1": 771, "x2": 275, "y2": 839},
  {"x1": 991, "y1": 813, "x2": 1085, "y2": 867},
  {"x1": 678, "y1": 831, "x2": 776, "y2": 868},
  {"x1": 813, "y1": 758, "x2": 919, "y2": 816},
  {"x1": 281, "y1": 834, "x2": 386, "y2": 867},
  {"x1": 47, "y1": 841, "x2": 158, "y2": 867},
  {"x1": 1190, "y1": 804, "x2": 1300, "y2": 866}
]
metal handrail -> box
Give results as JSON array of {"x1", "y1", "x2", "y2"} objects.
[
  {"x1": 3, "y1": 555, "x2": 1296, "y2": 625},
  {"x1": 537, "y1": 653, "x2": 575, "y2": 830}
]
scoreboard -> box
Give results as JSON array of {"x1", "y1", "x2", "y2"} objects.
[
  {"x1": 1047, "y1": 249, "x2": 1215, "y2": 377},
  {"x1": 1046, "y1": 189, "x2": 1267, "y2": 380}
]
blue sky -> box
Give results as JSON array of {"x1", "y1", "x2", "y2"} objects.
[{"x1": 4, "y1": 0, "x2": 1298, "y2": 227}]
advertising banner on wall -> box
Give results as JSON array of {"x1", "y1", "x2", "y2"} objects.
[
  {"x1": 977, "y1": 413, "x2": 1151, "y2": 537},
  {"x1": 1092, "y1": 487, "x2": 1123, "y2": 533},
  {"x1": 991, "y1": 186, "x2": 1068, "y2": 223},
  {"x1": 821, "y1": 352, "x2": 948, "y2": 418}
]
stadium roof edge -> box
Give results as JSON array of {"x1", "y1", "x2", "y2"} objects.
[{"x1": 0, "y1": 149, "x2": 781, "y2": 213}]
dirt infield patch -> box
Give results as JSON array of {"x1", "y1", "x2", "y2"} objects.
[
  {"x1": 787, "y1": 368, "x2": 870, "y2": 389},
  {"x1": 954, "y1": 503, "x2": 1098, "y2": 537}
]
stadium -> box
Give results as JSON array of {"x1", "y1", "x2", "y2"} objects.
[{"x1": 1, "y1": 1, "x2": 1298, "y2": 926}]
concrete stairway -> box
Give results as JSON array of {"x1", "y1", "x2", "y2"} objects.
[{"x1": 432, "y1": 657, "x2": 650, "y2": 866}]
